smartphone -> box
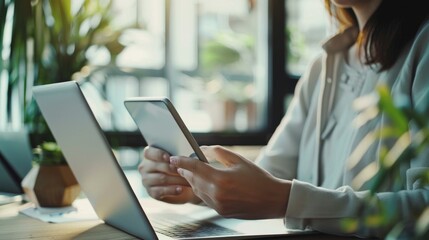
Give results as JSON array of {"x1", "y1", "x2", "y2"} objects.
[{"x1": 124, "y1": 97, "x2": 208, "y2": 163}]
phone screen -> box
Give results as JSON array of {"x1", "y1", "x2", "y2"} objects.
[{"x1": 124, "y1": 98, "x2": 208, "y2": 163}]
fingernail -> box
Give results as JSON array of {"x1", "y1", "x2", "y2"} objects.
[
  {"x1": 176, "y1": 186, "x2": 182, "y2": 194},
  {"x1": 163, "y1": 153, "x2": 169, "y2": 161},
  {"x1": 177, "y1": 168, "x2": 184, "y2": 176},
  {"x1": 170, "y1": 156, "x2": 178, "y2": 165}
]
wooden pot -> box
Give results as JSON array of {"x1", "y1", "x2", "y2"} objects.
[{"x1": 21, "y1": 165, "x2": 80, "y2": 207}]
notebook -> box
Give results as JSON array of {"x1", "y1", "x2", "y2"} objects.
[{"x1": 32, "y1": 81, "x2": 310, "y2": 239}]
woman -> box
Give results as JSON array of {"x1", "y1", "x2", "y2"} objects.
[{"x1": 139, "y1": 0, "x2": 429, "y2": 237}]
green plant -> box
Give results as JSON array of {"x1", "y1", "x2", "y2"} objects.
[
  {"x1": 1, "y1": 0, "x2": 119, "y2": 132},
  {"x1": 23, "y1": 0, "x2": 121, "y2": 144},
  {"x1": 286, "y1": 26, "x2": 306, "y2": 68},
  {"x1": 32, "y1": 0, "x2": 116, "y2": 85},
  {"x1": 348, "y1": 84, "x2": 429, "y2": 239},
  {"x1": 2, "y1": 0, "x2": 123, "y2": 160},
  {"x1": 33, "y1": 142, "x2": 66, "y2": 165},
  {"x1": 201, "y1": 32, "x2": 254, "y2": 74},
  {"x1": 0, "y1": 0, "x2": 33, "y2": 129}
]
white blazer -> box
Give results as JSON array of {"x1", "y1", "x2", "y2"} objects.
[{"x1": 256, "y1": 21, "x2": 429, "y2": 238}]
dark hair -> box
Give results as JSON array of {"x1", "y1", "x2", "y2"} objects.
[{"x1": 325, "y1": 0, "x2": 429, "y2": 71}]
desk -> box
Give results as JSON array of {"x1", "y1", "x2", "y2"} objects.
[
  {"x1": 0, "y1": 201, "x2": 361, "y2": 240},
  {"x1": 0, "y1": 147, "x2": 361, "y2": 240},
  {"x1": 0, "y1": 202, "x2": 138, "y2": 239}
]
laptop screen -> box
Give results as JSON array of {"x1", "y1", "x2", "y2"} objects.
[
  {"x1": 0, "y1": 130, "x2": 33, "y2": 194},
  {"x1": 33, "y1": 81, "x2": 157, "y2": 239}
]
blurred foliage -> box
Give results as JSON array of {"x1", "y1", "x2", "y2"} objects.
[
  {"x1": 0, "y1": 0, "x2": 123, "y2": 152},
  {"x1": 286, "y1": 26, "x2": 306, "y2": 70},
  {"x1": 201, "y1": 32, "x2": 253, "y2": 74},
  {"x1": 33, "y1": 141, "x2": 67, "y2": 165},
  {"x1": 25, "y1": 0, "x2": 121, "y2": 141},
  {"x1": 1, "y1": 0, "x2": 120, "y2": 134},
  {"x1": 350, "y1": 84, "x2": 429, "y2": 239},
  {"x1": 1, "y1": 0, "x2": 123, "y2": 163},
  {"x1": 31, "y1": 0, "x2": 118, "y2": 85},
  {"x1": 0, "y1": 0, "x2": 33, "y2": 128}
]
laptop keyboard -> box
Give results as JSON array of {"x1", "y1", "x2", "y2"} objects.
[{"x1": 150, "y1": 215, "x2": 240, "y2": 238}]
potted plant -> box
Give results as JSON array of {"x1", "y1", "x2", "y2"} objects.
[
  {"x1": 0, "y1": 0, "x2": 123, "y2": 207},
  {"x1": 21, "y1": 142, "x2": 80, "y2": 207}
]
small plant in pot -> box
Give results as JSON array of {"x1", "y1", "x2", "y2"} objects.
[{"x1": 21, "y1": 142, "x2": 80, "y2": 208}]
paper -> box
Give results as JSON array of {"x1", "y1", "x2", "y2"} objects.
[{"x1": 19, "y1": 198, "x2": 98, "y2": 223}]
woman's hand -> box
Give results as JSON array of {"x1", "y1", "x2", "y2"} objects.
[
  {"x1": 138, "y1": 146, "x2": 201, "y2": 204},
  {"x1": 169, "y1": 145, "x2": 291, "y2": 219}
]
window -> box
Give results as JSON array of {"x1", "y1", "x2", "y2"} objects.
[
  {"x1": 170, "y1": 0, "x2": 263, "y2": 133},
  {"x1": 81, "y1": 0, "x2": 329, "y2": 150},
  {"x1": 286, "y1": 0, "x2": 328, "y2": 76},
  {"x1": 83, "y1": 0, "x2": 273, "y2": 147}
]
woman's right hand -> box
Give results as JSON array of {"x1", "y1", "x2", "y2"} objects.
[{"x1": 139, "y1": 146, "x2": 200, "y2": 204}]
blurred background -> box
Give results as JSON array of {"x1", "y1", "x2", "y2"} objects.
[{"x1": 0, "y1": 0, "x2": 329, "y2": 170}]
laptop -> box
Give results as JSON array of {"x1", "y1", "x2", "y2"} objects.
[
  {"x1": 32, "y1": 81, "x2": 310, "y2": 239},
  {"x1": 0, "y1": 130, "x2": 33, "y2": 195}
]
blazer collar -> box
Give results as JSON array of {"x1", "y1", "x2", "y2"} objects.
[{"x1": 322, "y1": 27, "x2": 359, "y2": 53}]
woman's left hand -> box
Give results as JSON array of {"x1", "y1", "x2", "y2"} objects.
[{"x1": 169, "y1": 145, "x2": 291, "y2": 219}]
